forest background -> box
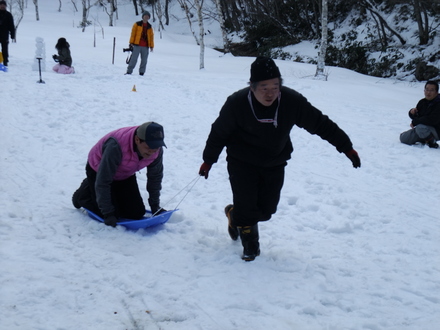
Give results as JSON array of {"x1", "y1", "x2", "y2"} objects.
[{"x1": 7, "y1": 0, "x2": 440, "y2": 81}]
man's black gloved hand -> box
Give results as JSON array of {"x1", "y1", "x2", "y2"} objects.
[
  {"x1": 344, "y1": 149, "x2": 361, "y2": 168},
  {"x1": 104, "y1": 213, "x2": 118, "y2": 227},
  {"x1": 199, "y1": 162, "x2": 212, "y2": 179}
]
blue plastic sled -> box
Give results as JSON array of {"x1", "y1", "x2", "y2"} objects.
[{"x1": 84, "y1": 208, "x2": 177, "y2": 230}]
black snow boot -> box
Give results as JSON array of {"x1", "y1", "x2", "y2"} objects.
[
  {"x1": 425, "y1": 134, "x2": 439, "y2": 149},
  {"x1": 238, "y1": 224, "x2": 260, "y2": 261},
  {"x1": 224, "y1": 204, "x2": 239, "y2": 241},
  {"x1": 72, "y1": 178, "x2": 89, "y2": 209}
]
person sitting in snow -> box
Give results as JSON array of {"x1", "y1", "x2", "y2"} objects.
[
  {"x1": 400, "y1": 80, "x2": 440, "y2": 149},
  {"x1": 52, "y1": 37, "x2": 74, "y2": 74},
  {"x1": 72, "y1": 122, "x2": 167, "y2": 227},
  {"x1": 198, "y1": 56, "x2": 361, "y2": 261}
]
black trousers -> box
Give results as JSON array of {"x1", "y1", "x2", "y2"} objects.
[
  {"x1": 227, "y1": 158, "x2": 286, "y2": 226},
  {"x1": 1, "y1": 40, "x2": 9, "y2": 65},
  {"x1": 76, "y1": 163, "x2": 145, "y2": 219}
]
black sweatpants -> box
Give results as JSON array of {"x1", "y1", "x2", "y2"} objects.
[
  {"x1": 227, "y1": 158, "x2": 286, "y2": 227},
  {"x1": 1, "y1": 40, "x2": 9, "y2": 65},
  {"x1": 76, "y1": 163, "x2": 146, "y2": 219}
]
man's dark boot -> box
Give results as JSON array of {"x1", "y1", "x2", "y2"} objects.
[
  {"x1": 224, "y1": 204, "x2": 239, "y2": 241},
  {"x1": 425, "y1": 134, "x2": 439, "y2": 149},
  {"x1": 238, "y1": 224, "x2": 260, "y2": 261},
  {"x1": 72, "y1": 179, "x2": 89, "y2": 209}
]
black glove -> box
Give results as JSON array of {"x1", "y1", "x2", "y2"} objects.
[
  {"x1": 344, "y1": 149, "x2": 361, "y2": 168},
  {"x1": 151, "y1": 206, "x2": 167, "y2": 215},
  {"x1": 104, "y1": 213, "x2": 118, "y2": 227},
  {"x1": 199, "y1": 162, "x2": 212, "y2": 179},
  {"x1": 52, "y1": 54, "x2": 59, "y2": 62}
]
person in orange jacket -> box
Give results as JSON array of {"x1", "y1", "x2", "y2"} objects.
[{"x1": 125, "y1": 11, "x2": 154, "y2": 76}]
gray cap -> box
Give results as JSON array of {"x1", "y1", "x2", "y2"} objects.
[{"x1": 136, "y1": 122, "x2": 166, "y2": 149}]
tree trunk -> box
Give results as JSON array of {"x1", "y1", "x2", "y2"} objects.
[
  {"x1": 33, "y1": 0, "x2": 40, "y2": 21},
  {"x1": 194, "y1": 0, "x2": 205, "y2": 69},
  {"x1": 361, "y1": 0, "x2": 406, "y2": 46},
  {"x1": 98, "y1": 0, "x2": 116, "y2": 26},
  {"x1": 132, "y1": 0, "x2": 138, "y2": 16},
  {"x1": 79, "y1": 0, "x2": 96, "y2": 32},
  {"x1": 12, "y1": 0, "x2": 25, "y2": 38},
  {"x1": 413, "y1": 0, "x2": 429, "y2": 45},
  {"x1": 165, "y1": 0, "x2": 169, "y2": 26},
  {"x1": 70, "y1": 0, "x2": 78, "y2": 12},
  {"x1": 109, "y1": 0, "x2": 115, "y2": 27},
  {"x1": 155, "y1": 0, "x2": 165, "y2": 34},
  {"x1": 214, "y1": 0, "x2": 229, "y2": 53},
  {"x1": 315, "y1": 0, "x2": 328, "y2": 79},
  {"x1": 177, "y1": 0, "x2": 199, "y2": 45}
]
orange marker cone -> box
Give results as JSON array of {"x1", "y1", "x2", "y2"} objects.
[{"x1": 132, "y1": 84, "x2": 137, "y2": 92}]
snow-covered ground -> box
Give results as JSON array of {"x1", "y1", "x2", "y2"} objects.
[{"x1": 1, "y1": 1, "x2": 439, "y2": 329}]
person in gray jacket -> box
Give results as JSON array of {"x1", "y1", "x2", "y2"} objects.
[{"x1": 72, "y1": 122, "x2": 167, "y2": 227}]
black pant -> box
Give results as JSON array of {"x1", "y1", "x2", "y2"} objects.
[
  {"x1": 227, "y1": 158, "x2": 286, "y2": 226},
  {"x1": 76, "y1": 163, "x2": 146, "y2": 219},
  {"x1": 1, "y1": 40, "x2": 9, "y2": 65}
]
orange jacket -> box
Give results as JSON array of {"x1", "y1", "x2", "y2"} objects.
[{"x1": 129, "y1": 21, "x2": 154, "y2": 48}]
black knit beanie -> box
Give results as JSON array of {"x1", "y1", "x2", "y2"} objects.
[{"x1": 250, "y1": 57, "x2": 281, "y2": 82}]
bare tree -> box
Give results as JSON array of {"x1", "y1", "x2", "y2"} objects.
[
  {"x1": 10, "y1": 0, "x2": 25, "y2": 40},
  {"x1": 80, "y1": 0, "x2": 95, "y2": 32},
  {"x1": 71, "y1": 0, "x2": 78, "y2": 12},
  {"x1": 32, "y1": 0, "x2": 40, "y2": 20},
  {"x1": 194, "y1": 0, "x2": 205, "y2": 69},
  {"x1": 412, "y1": 0, "x2": 429, "y2": 45},
  {"x1": 315, "y1": 0, "x2": 328, "y2": 80},
  {"x1": 360, "y1": 0, "x2": 406, "y2": 48},
  {"x1": 213, "y1": 0, "x2": 229, "y2": 53},
  {"x1": 164, "y1": 0, "x2": 170, "y2": 25},
  {"x1": 176, "y1": 0, "x2": 206, "y2": 68},
  {"x1": 98, "y1": 0, "x2": 117, "y2": 26},
  {"x1": 132, "y1": 0, "x2": 138, "y2": 16},
  {"x1": 177, "y1": 0, "x2": 199, "y2": 45},
  {"x1": 155, "y1": 0, "x2": 166, "y2": 34}
]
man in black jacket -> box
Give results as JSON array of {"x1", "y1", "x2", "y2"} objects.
[
  {"x1": 400, "y1": 80, "x2": 440, "y2": 148},
  {"x1": 199, "y1": 57, "x2": 361, "y2": 261},
  {"x1": 0, "y1": 0, "x2": 15, "y2": 66}
]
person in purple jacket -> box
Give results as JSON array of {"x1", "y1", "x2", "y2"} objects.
[{"x1": 72, "y1": 122, "x2": 167, "y2": 227}]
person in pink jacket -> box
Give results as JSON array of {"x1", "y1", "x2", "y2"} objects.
[{"x1": 72, "y1": 122, "x2": 166, "y2": 227}]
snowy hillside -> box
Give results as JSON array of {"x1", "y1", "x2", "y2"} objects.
[{"x1": 0, "y1": 1, "x2": 439, "y2": 330}]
